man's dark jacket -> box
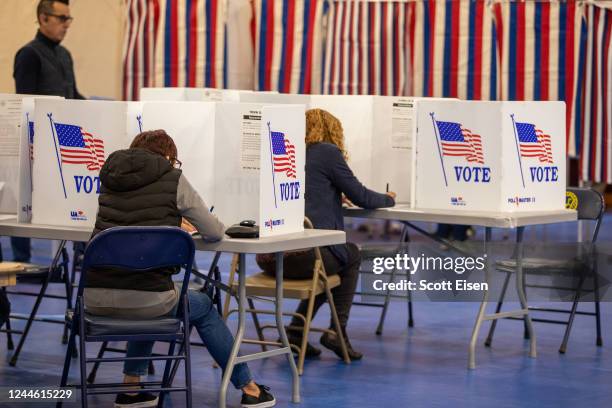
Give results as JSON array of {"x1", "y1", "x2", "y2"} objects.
[{"x1": 14, "y1": 30, "x2": 83, "y2": 99}]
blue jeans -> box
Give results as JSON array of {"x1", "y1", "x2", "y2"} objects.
[{"x1": 123, "y1": 289, "x2": 253, "y2": 389}]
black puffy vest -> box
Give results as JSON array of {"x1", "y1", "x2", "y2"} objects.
[
  {"x1": 25, "y1": 35, "x2": 77, "y2": 98},
  {"x1": 87, "y1": 149, "x2": 182, "y2": 292}
]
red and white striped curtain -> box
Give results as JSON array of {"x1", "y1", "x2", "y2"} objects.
[
  {"x1": 122, "y1": 1, "x2": 611, "y2": 183},
  {"x1": 406, "y1": 0, "x2": 499, "y2": 100},
  {"x1": 492, "y1": 0, "x2": 584, "y2": 157},
  {"x1": 579, "y1": 2, "x2": 611, "y2": 183},
  {"x1": 122, "y1": 0, "x2": 226, "y2": 101},
  {"x1": 122, "y1": 0, "x2": 161, "y2": 101},
  {"x1": 323, "y1": 0, "x2": 410, "y2": 95},
  {"x1": 252, "y1": 0, "x2": 329, "y2": 93}
]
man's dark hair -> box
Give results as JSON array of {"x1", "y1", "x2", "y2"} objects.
[
  {"x1": 37, "y1": 0, "x2": 70, "y2": 22},
  {"x1": 130, "y1": 130, "x2": 178, "y2": 161}
]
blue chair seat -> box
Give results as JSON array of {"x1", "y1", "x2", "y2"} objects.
[{"x1": 83, "y1": 313, "x2": 181, "y2": 337}]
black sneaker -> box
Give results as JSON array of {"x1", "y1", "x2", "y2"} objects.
[
  {"x1": 241, "y1": 384, "x2": 276, "y2": 408},
  {"x1": 114, "y1": 392, "x2": 158, "y2": 408}
]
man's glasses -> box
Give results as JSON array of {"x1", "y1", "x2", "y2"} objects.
[
  {"x1": 171, "y1": 158, "x2": 182, "y2": 169},
  {"x1": 46, "y1": 13, "x2": 74, "y2": 23}
]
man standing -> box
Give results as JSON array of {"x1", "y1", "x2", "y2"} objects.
[
  {"x1": 11, "y1": 0, "x2": 83, "y2": 262},
  {"x1": 14, "y1": 0, "x2": 83, "y2": 98}
]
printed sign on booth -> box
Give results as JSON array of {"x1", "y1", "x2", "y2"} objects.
[
  {"x1": 414, "y1": 100, "x2": 565, "y2": 212},
  {"x1": 259, "y1": 105, "x2": 305, "y2": 237},
  {"x1": 32, "y1": 99, "x2": 130, "y2": 227}
]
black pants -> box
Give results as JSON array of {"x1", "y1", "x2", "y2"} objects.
[
  {"x1": 436, "y1": 224, "x2": 469, "y2": 241},
  {"x1": 260, "y1": 243, "x2": 361, "y2": 328},
  {"x1": 0, "y1": 290, "x2": 10, "y2": 329}
]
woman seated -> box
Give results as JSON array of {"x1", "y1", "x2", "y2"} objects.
[
  {"x1": 257, "y1": 108, "x2": 396, "y2": 360},
  {"x1": 85, "y1": 130, "x2": 275, "y2": 408}
]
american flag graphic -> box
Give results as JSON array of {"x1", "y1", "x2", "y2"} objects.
[
  {"x1": 436, "y1": 120, "x2": 484, "y2": 164},
  {"x1": 515, "y1": 122, "x2": 553, "y2": 164},
  {"x1": 28, "y1": 121, "x2": 34, "y2": 161},
  {"x1": 270, "y1": 131, "x2": 296, "y2": 178},
  {"x1": 54, "y1": 123, "x2": 105, "y2": 171}
]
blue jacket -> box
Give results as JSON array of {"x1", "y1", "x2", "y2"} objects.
[{"x1": 305, "y1": 142, "x2": 395, "y2": 264}]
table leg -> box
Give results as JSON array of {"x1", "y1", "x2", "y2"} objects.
[
  {"x1": 515, "y1": 226, "x2": 536, "y2": 358},
  {"x1": 275, "y1": 252, "x2": 301, "y2": 403},
  {"x1": 218, "y1": 253, "x2": 247, "y2": 408},
  {"x1": 468, "y1": 227, "x2": 491, "y2": 369}
]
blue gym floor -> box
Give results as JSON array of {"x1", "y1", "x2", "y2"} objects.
[{"x1": 1, "y1": 217, "x2": 611, "y2": 407}]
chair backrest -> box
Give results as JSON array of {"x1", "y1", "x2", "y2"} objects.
[
  {"x1": 77, "y1": 226, "x2": 195, "y2": 309},
  {"x1": 566, "y1": 187, "x2": 605, "y2": 242}
]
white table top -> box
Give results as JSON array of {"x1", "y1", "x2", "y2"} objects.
[
  {"x1": 0, "y1": 217, "x2": 346, "y2": 254},
  {"x1": 345, "y1": 205, "x2": 577, "y2": 228}
]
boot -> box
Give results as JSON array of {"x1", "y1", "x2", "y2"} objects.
[
  {"x1": 320, "y1": 326, "x2": 363, "y2": 361},
  {"x1": 281, "y1": 328, "x2": 321, "y2": 358}
]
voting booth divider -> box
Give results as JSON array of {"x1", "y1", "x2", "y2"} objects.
[
  {"x1": 227, "y1": 92, "x2": 450, "y2": 205},
  {"x1": 3, "y1": 91, "x2": 570, "y2": 234},
  {"x1": 31, "y1": 99, "x2": 135, "y2": 226},
  {"x1": 413, "y1": 100, "x2": 566, "y2": 212},
  {"x1": 139, "y1": 87, "x2": 278, "y2": 103},
  {"x1": 142, "y1": 101, "x2": 305, "y2": 236},
  {"x1": 26, "y1": 98, "x2": 305, "y2": 237},
  {"x1": 0, "y1": 94, "x2": 63, "y2": 222}
]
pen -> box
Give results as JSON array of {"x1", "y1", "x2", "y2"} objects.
[{"x1": 386, "y1": 183, "x2": 389, "y2": 193}]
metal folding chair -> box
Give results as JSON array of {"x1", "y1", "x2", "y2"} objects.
[
  {"x1": 85, "y1": 256, "x2": 224, "y2": 384},
  {"x1": 1, "y1": 245, "x2": 74, "y2": 366},
  {"x1": 223, "y1": 218, "x2": 350, "y2": 375},
  {"x1": 353, "y1": 223, "x2": 414, "y2": 335},
  {"x1": 58, "y1": 226, "x2": 195, "y2": 408},
  {"x1": 485, "y1": 187, "x2": 605, "y2": 353}
]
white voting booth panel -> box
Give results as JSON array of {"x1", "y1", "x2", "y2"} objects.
[
  {"x1": 127, "y1": 101, "x2": 144, "y2": 137},
  {"x1": 141, "y1": 101, "x2": 217, "y2": 216},
  {"x1": 414, "y1": 100, "x2": 566, "y2": 212},
  {"x1": 239, "y1": 92, "x2": 312, "y2": 105},
  {"x1": 308, "y1": 95, "x2": 448, "y2": 204},
  {"x1": 139, "y1": 87, "x2": 191, "y2": 101},
  {"x1": 370, "y1": 97, "x2": 449, "y2": 204},
  {"x1": 259, "y1": 105, "x2": 306, "y2": 237},
  {"x1": 140, "y1": 101, "x2": 305, "y2": 235},
  {"x1": 213, "y1": 103, "x2": 262, "y2": 225},
  {"x1": 17, "y1": 97, "x2": 64, "y2": 222},
  {"x1": 238, "y1": 94, "x2": 444, "y2": 205},
  {"x1": 0, "y1": 94, "x2": 25, "y2": 216},
  {"x1": 0, "y1": 94, "x2": 61, "y2": 220},
  {"x1": 32, "y1": 100, "x2": 134, "y2": 226},
  {"x1": 140, "y1": 87, "x2": 261, "y2": 102},
  {"x1": 308, "y1": 95, "x2": 373, "y2": 188}
]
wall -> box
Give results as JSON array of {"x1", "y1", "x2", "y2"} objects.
[{"x1": 0, "y1": 0, "x2": 125, "y2": 100}]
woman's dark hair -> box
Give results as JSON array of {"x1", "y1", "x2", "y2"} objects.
[{"x1": 130, "y1": 129, "x2": 178, "y2": 161}]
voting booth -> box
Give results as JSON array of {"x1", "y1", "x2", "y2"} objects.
[
  {"x1": 0, "y1": 94, "x2": 62, "y2": 222},
  {"x1": 310, "y1": 96, "x2": 450, "y2": 205},
  {"x1": 31, "y1": 99, "x2": 143, "y2": 226},
  {"x1": 139, "y1": 87, "x2": 263, "y2": 102},
  {"x1": 142, "y1": 101, "x2": 306, "y2": 236},
  {"x1": 413, "y1": 100, "x2": 566, "y2": 212},
  {"x1": 234, "y1": 93, "x2": 445, "y2": 205},
  {"x1": 0, "y1": 94, "x2": 27, "y2": 217}
]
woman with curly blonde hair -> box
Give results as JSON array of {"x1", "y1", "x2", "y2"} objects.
[
  {"x1": 258, "y1": 108, "x2": 396, "y2": 361},
  {"x1": 304, "y1": 108, "x2": 348, "y2": 158}
]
